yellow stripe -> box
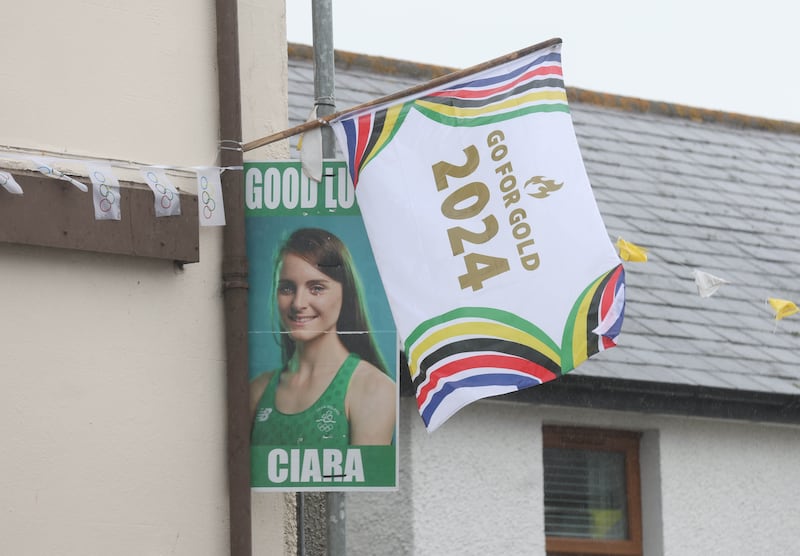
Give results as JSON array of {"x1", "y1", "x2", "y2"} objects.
[
  {"x1": 415, "y1": 90, "x2": 568, "y2": 119},
  {"x1": 408, "y1": 320, "x2": 560, "y2": 378},
  {"x1": 570, "y1": 281, "x2": 601, "y2": 368},
  {"x1": 362, "y1": 104, "x2": 404, "y2": 168}
]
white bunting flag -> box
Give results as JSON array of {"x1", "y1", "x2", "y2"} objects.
[
  {"x1": 299, "y1": 105, "x2": 324, "y2": 182},
  {"x1": 329, "y1": 39, "x2": 624, "y2": 431},
  {"x1": 32, "y1": 157, "x2": 88, "y2": 192},
  {"x1": 692, "y1": 269, "x2": 729, "y2": 298},
  {"x1": 0, "y1": 171, "x2": 23, "y2": 194},
  {"x1": 87, "y1": 163, "x2": 121, "y2": 220},
  {"x1": 195, "y1": 167, "x2": 226, "y2": 226},
  {"x1": 141, "y1": 167, "x2": 181, "y2": 217}
]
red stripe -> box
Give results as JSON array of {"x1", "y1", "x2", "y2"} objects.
[
  {"x1": 354, "y1": 114, "x2": 372, "y2": 171},
  {"x1": 599, "y1": 276, "x2": 615, "y2": 320},
  {"x1": 599, "y1": 266, "x2": 622, "y2": 320},
  {"x1": 599, "y1": 266, "x2": 623, "y2": 349},
  {"x1": 426, "y1": 65, "x2": 563, "y2": 100},
  {"x1": 417, "y1": 353, "x2": 558, "y2": 409}
]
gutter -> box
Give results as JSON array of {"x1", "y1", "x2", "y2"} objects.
[
  {"x1": 504, "y1": 374, "x2": 800, "y2": 425},
  {"x1": 215, "y1": 1, "x2": 251, "y2": 555}
]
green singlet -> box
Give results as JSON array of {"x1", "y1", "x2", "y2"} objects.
[{"x1": 251, "y1": 353, "x2": 360, "y2": 446}]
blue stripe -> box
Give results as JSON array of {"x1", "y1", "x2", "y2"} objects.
[
  {"x1": 420, "y1": 372, "x2": 543, "y2": 426},
  {"x1": 443, "y1": 52, "x2": 562, "y2": 91},
  {"x1": 341, "y1": 119, "x2": 359, "y2": 183}
]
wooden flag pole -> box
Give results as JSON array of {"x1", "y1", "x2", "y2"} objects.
[{"x1": 242, "y1": 37, "x2": 562, "y2": 152}]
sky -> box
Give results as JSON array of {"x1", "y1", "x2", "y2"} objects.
[{"x1": 286, "y1": 0, "x2": 800, "y2": 123}]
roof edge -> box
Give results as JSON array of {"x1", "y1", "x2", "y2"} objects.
[
  {"x1": 397, "y1": 353, "x2": 800, "y2": 425},
  {"x1": 289, "y1": 42, "x2": 800, "y2": 134},
  {"x1": 505, "y1": 374, "x2": 800, "y2": 425}
]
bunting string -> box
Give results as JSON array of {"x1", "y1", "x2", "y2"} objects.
[
  {"x1": 1, "y1": 143, "x2": 796, "y2": 328},
  {"x1": 616, "y1": 236, "x2": 799, "y2": 329},
  {"x1": 0, "y1": 145, "x2": 243, "y2": 227}
]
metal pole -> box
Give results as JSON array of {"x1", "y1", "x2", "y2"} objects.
[
  {"x1": 312, "y1": 0, "x2": 337, "y2": 157},
  {"x1": 242, "y1": 37, "x2": 563, "y2": 152},
  {"x1": 311, "y1": 1, "x2": 346, "y2": 555}
]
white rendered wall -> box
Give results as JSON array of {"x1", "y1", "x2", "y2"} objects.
[
  {"x1": 347, "y1": 399, "x2": 800, "y2": 555},
  {"x1": 0, "y1": 1, "x2": 290, "y2": 554}
]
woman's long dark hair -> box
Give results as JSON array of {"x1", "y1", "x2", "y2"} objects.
[{"x1": 273, "y1": 227, "x2": 389, "y2": 375}]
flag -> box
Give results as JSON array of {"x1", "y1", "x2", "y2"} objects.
[
  {"x1": 0, "y1": 171, "x2": 23, "y2": 194},
  {"x1": 616, "y1": 237, "x2": 648, "y2": 262},
  {"x1": 299, "y1": 105, "x2": 324, "y2": 182},
  {"x1": 87, "y1": 162, "x2": 121, "y2": 220},
  {"x1": 141, "y1": 167, "x2": 181, "y2": 217},
  {"x1": 692, "y1": 269, "x2": 729, "y2": 298},
  {"x1": 32, "y1": 157, "x2": 88, "y2": 192},
  {"x1": 767, "y1": 297, "x2": 798, "y2": 320},
  {"x1": 195, "y1": 167, "x2": 226, "y2": 226},
  {"x1": 329, "y1": 39, "x2": 624, "y2": 431}
]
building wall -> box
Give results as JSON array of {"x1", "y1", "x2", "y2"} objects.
[
  {"x1": 347, "y1": 399, "x2": 800, "y2": 556},
  {"x1": 0, "y1": 1, "x2": 290, "y2": 554}
]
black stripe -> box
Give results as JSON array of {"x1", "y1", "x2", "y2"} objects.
[
  {"x1": 584, "y1": 267, "x2": 619, "y2": 359},
  {"x1": 362, "y1": 108, "x2": 387, "y2": 163},
  {"x1": 412, "y1": 337, "x2": 562, "y2": 391}
]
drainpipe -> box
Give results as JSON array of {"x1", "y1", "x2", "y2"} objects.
[{"x1": 215, "y1": 1, "x2": 251, "y2": 556}]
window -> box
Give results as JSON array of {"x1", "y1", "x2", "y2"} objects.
[{"x1": 542, "y1": 426, "x2": 642, "y2": 556}]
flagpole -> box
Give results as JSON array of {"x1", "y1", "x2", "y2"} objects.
[{"x1": 242, "y1": 37, "x2": 562, "y2": 152}]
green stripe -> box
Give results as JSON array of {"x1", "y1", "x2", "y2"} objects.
[
  {"x1": 412, "y1": 102, "x2": 570, "y2": 127},
  {"x1": 560, "y1": 271, "x2": 607, "y2": 372},
  {"x1": 404, "y1": 306, "x2": 560, "y2": 355}
]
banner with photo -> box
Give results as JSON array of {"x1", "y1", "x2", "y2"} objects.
[{"x1": 245, "y1": 160, "x2": 398, "y2": 491}]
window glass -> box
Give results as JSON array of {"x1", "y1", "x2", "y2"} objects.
[{"x1": 543, "y1": 447, "x2": 628, "y2": 540}]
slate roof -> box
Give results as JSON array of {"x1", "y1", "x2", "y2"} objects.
[{"x1": 286, "y1": 44, "x2": 800, "y2": 415}]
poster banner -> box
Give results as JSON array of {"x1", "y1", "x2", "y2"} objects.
[
  {"x1": 245, "y1": 160, "x2": 398, "y2": 491},
  {"x1": 329, "y1": 39, "x2": 624, "y2": 432}
]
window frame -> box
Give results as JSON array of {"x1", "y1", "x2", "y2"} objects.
[{"x1": 542, "y1": 425, "x2": 643, "y2": 556}]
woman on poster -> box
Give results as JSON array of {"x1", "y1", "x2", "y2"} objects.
[{"x1": 250, "y1": 227, "x2": 396, "y2": 446}]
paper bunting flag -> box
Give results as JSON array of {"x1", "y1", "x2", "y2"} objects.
[
  {"x1": 767, "y1": 298, "x2": 799, "y2": 320},
  {"x1": 0, "y1": 171, "x2": 23, "y2": 194},
  {"x1": 141, "y1": 167, "x2": 181, "y2": 217},
  {"x1": 692, "y1": 269, "x2": 729, "y2": 298},
  {"x1": 329, "y1": 39, "x2": 624, "y2": 431},
  {"x1": 195, "y1": 167, "x2": 226, "y2": 226},
  {"x1": 32, "y1": 157, "x2": 88, "y2": 192},
  {"x1": 87, "y1": 163, "x2": 121, "y2": 220},
  {"x1": 298, "y1": 105, "x2": 323, "y2": 183},
  {"x1": 616, "y1": 237, "x2": 648, "y2": 262}
]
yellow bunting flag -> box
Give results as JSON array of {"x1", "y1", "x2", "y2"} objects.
[
  {"x1": 767, "y1": 298, "x2": 799, "y2": 320},
  {"x1": 616, "y1": 237, "x2": 648, "y2": 262}
]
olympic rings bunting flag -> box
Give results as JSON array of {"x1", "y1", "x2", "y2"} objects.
[
  {"x1": 0, "y1": 171, "x2": 23, "y2": 195},
  {"x1": 141, "y1": 167, "x2": 181, "y2": 217},
  {"x1": 328, "y1": 39, "x2": 626, "y2": 432},
  {"x1": 87, "y1": 162, "x2": 122, "y2": 221},
  {"x1": 32, "y1": 157, "x2": 89, "y2": 192},
  {"x1": 194, "y1": 167, "x2": 226, "y2": 227}
]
